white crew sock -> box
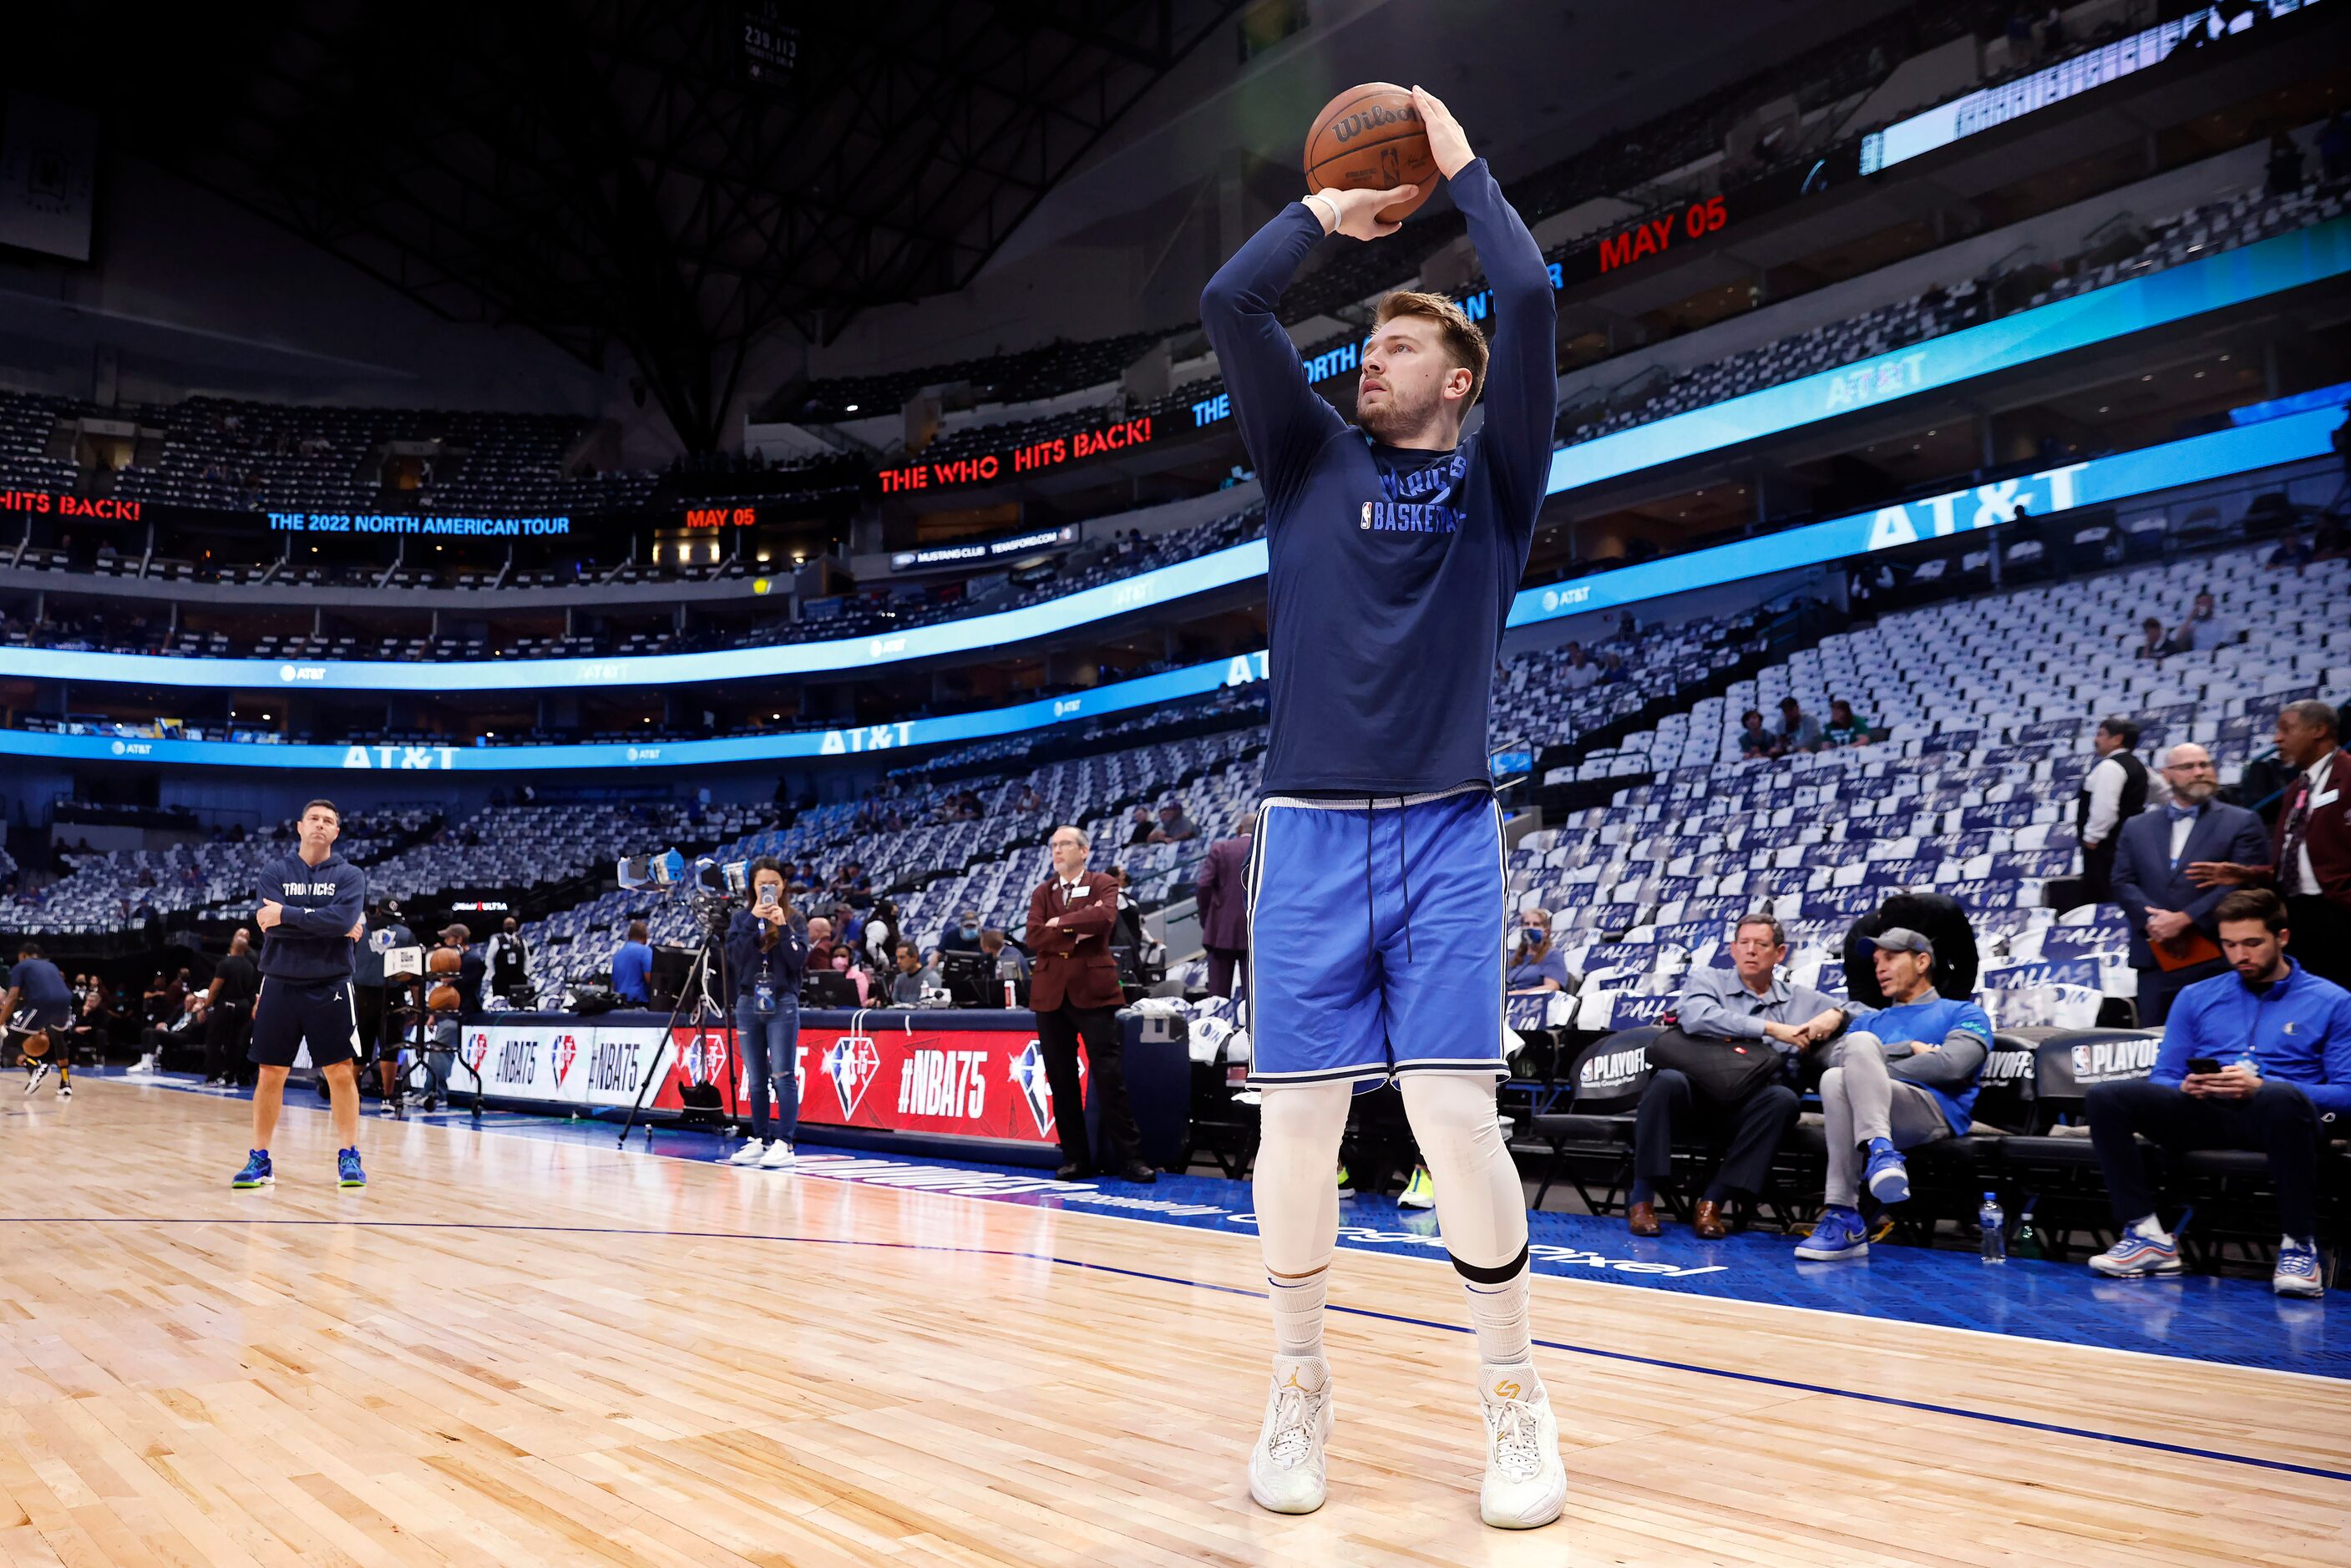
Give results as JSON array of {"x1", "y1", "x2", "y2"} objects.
[
  {"x1": 1255, "y1": 1083, "x2": 1350, "y2": 1363},
  {"x1": 1463, "y1": 1260, "x2": 1533, "y2": 1367},
  {"x1": 1269, "y1": 1266, "x2": 1330, "y2": 1359},
  {"x1": 2130, "y1": 1214, "x2": 2172, "y2": 1243}
]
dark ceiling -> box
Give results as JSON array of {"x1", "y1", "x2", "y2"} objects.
[{"x1": 23, "y1": 1, "x2": 1243, "y2": 448}]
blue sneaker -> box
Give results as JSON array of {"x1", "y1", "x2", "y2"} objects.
[
  {"x1": 231, "y1": 1150, "x2": 273, "y2": 1189},
  {"x1": 1794, "y1": 1206, "x2": 1869, "y2": 1261},
  {"x1": 2274, "y1": 1239, "x2": 2323, "y2": 1299},
  {"x1": 2088, "y1": 1228, "x2": 2181, "y2": 1278},
  {"x1": 337, "y1": 1147, "x2": 366, "y2": 1189},
  {"x1": 1863, "y1": 1138, "x2": 1910, "y2": 1205}
]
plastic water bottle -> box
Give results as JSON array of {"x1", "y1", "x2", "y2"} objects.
[
  {"x1": 1979, "y1": 1192, "x2": 2007, "y2": 1264},
  {"x1": 2012, "y1": 1204, "x2": 2044, "y2": 1262}
]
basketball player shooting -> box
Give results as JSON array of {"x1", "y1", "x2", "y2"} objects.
[{"x1": 1198, "y1": 86, "x2": 1564, "y2": 1527}]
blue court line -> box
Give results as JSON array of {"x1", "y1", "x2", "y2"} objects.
[{"x1": 7, "y1": 1214, "x2": 2345, "y2": 1488}]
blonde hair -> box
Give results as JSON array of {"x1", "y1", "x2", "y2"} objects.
[{"x1": 1373, "y1": 290, "x2": 1489, "y2": 407}]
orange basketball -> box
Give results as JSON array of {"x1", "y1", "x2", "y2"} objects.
[
  {"x1": 428, "y1": 984, "x2": 463, "y2": 1012},
  {"x1": 1304, "y1": 83, "x2": 1436, "y2": 225}
]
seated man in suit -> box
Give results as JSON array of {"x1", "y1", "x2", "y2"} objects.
[
  {"x1": 2084, "y1": 889, "x2": 2351, "y2": 1298},
  {"x1": 1632, "y1": 913, "x2": 1841, "y2": 1238},
  {"x1": 1792, "y1": 928, "x2": 1992, "y2": 1262},
  {"x1": 2111, "y1": 742, "x2": 2273, "y2": 1025}
]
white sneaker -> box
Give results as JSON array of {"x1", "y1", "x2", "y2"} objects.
[
  {"x1": 1248, "y1": 1355, "x2": 1333, "y2": 1515},
  {"x1": 760, "y1": 1140, "x2": 796, "y2": 1170},
  {"x1": 23, "y1": 1063, "x2": 48, "y2": 1095},
  {"x1": 727, "y1": 1139, "x2": 766, "y2": 1166},
  {"x1": 56, "y1": 1084, "x2": 69, "y2": 1100},
  {"x1": 133, "y1": 1053, "x2": 157, "y2": 1075},
  {"x1": 1477, "y1": 1362, "x2": 1567, "y2": 1530}
]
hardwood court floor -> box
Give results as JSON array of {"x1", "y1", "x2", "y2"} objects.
[{"x1": 2, "y1": 1081, "x2": 2347, "y2": 1568}]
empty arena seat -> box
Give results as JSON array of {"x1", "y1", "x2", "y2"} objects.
[{"x1": 1529, "y1": 1028, "x2": 1659, "y2": 1208}]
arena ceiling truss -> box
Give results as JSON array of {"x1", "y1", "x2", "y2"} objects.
[{"x1": 54, "y1": 1, "x2": 1243, "y2": 449}]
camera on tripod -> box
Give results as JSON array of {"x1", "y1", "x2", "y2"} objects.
[
  {"x1": 611, "y1": 848, "x2": 759, "y2": 1149},
  {"x1": 617, "y1": 847, "x2": 748, "y2": 943}
]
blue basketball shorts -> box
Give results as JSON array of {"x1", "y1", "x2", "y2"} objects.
[{"x1": 1244, "y1": 783, "x2": 1507, "y2": 1088}]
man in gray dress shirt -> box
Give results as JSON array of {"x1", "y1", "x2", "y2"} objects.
[{"x1": 1630, "y1": 913, "x2": 1848, "y2": 1238}]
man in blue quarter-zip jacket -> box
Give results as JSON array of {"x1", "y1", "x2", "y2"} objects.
[
  {"x1": 2085, "y1": 888, "x2": 2351, "y2": 1297},
  {"x1": 232, "y1": 799, "x2": 369, "y2": 1192},
  {"x1": 1200, "y1": 87, "x2": 1563, "y2": 1530}
]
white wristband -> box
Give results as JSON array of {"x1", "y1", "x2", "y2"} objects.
[{"x1": 1303, "y1": 192, "x2": 1340, "y2": 233}]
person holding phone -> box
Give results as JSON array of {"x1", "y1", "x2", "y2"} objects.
[
  {"x1": 723, "y1": 856, "x2": 808, "y2": 1171},
  {"x1": 2084, "y1": 889, "x2": 2351, "y2": 1297}
]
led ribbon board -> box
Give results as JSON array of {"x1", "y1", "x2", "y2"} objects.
[
  {"x1": 21, "y1": 402, "x2": 2340, "y2": 770},
  {"x1": 1543, "y1": 215, "x2": 2351, "y2": 495},
  {"x1": 1860, "y1": 3, "x2": 2323, "y2": 175},
  {"x1": 5, "y1": 217, "x2": 2344, "y2": 695}
]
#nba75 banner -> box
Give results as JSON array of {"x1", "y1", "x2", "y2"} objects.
[
  {"x1": 447, "y1": 1014, "x2": 1087, "y2": 1146},
  {"x1": 793, "y1": 1018, "x2": 1084, "y2": 1147}
]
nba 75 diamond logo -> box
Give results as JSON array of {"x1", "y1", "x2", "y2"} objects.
[
  {"x1": 824, "y1": 1034, "x2": 882, "y2": 1119},
  {"x1": 679, "y1": 1030, "x2": 729, "y2": 1087},
  {"x1": 1008, "y1": 1038, "x2": 1081, "y2": 1138}
]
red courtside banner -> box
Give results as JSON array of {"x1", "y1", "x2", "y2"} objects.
[
  {"x1": 786, "y1": 1014, "x2": 1087, "y2": 1146},
  {"x1": 443, "y1": 1014, "x2": 1088, "y2": 1146}
]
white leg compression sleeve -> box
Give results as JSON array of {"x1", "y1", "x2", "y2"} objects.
[
  {"x1": 1401, "y1": 1073, "x2": 1533, "y2": 1365},
  {"x1": 1254, "y1": 1081, "x2": 1352, "y2": 1358}
]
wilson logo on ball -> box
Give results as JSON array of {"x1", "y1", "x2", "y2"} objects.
[{"x1": 1330, "y1": 102, "x2": 1419, "y2": 144}]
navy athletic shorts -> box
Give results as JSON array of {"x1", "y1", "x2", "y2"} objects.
[
  {"x1": 248, "y1": 976, "x2": 362, "y2": 1069},
  {"x1": 8, "y1": 1006, "x2": 73, "y2": 1055},
  {"x1": 1245, "y1": 782, "x2": 1508, "y2": 1089}
]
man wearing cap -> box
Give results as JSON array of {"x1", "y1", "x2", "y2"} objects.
[
  {"x1": 1792, "y1": 926, "x2": 1994, "y2": 1262},
  {"x1": 939, "y1": 909, "x2": 985, "y2": 956}
]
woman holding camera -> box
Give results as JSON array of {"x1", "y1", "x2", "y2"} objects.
[{"x1": 725, "y1": 856, "x2": 808, "y2": 1171}]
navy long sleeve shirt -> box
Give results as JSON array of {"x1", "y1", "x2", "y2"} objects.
[
  {"x1": 725, "y1": 909, "x2": 808, "y2": 1002},
  {"x1": 256, "y1": 849, "x2": 365, "y2": 983},
  {"x1": 1199, "y1": 158, "x2": 1556, "y2": 795}
]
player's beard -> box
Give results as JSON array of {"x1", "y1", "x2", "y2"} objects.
[{"x1": 1355, "y1": 378, "x2": 1442, "y2": 444}]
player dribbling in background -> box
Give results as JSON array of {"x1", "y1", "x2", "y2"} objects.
[
  {"x1": 1198, "y1": 87, "x2": 1566, "y2": 1526},
  {"x1": 5, "y1": 943, "x2": 79, "y2": 1098}
]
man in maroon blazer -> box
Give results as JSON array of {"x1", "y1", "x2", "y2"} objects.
[
  {"x1": 1193, "y1": 807, "x2": 1255, "y2": 999},
  {"x1": 2264, "y1": 700, "x2": 2351, "y2": 989},
  {"x1": 2193, "y1": 699, "x2": 2351, "y2": 989},
  {"x1": 1026, "y1": 824, "x2": 1151, "y2": 1182}
]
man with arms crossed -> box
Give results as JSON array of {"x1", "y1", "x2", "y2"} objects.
[
  {"x1": 233, "y1": 799, "x2": 369, "y2": 1190},
  {"x1": 1199, "y1": 87, "x2": 1563, "y2": 1527}
]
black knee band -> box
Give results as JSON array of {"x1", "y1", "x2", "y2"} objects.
[{"x1": 1450, "y1": 1242, "x2": 1529, "y2": 1286}]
